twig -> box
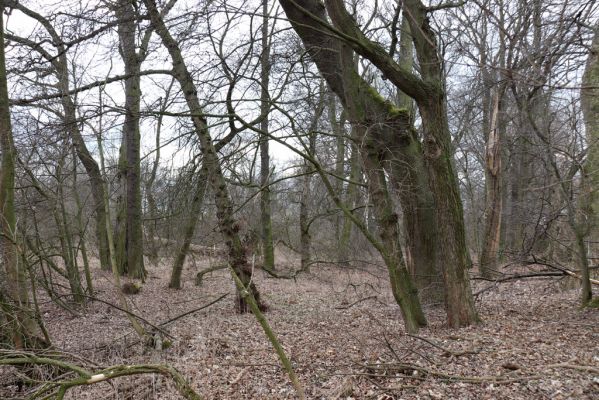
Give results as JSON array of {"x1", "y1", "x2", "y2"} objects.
[
  {"x1": 335, "y1": 295, "x2": 377, "y2": 309},
  {"x1": 159, "y1": 293, "x2": 228, "y2": 327},
  {"x1": 407, "y1": 334, "x2": 480, "y2": 357},
  {"x1": 546, "y1": 363, "x2": 599, "y2": 374},
  {"x1": 361, "y1": 362, "x2": 541, "y2": 384}
]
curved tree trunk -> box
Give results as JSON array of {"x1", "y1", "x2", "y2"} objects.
[
  {"x1": 144, "y1": 0, "x2": 266, "y2": 312},
  {"x1": 279, "y1": 0, "x2": 427, "y2": 332}
]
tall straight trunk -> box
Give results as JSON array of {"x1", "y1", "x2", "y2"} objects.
[
  {"x1": 581, "y1": 24, "x2": 599, "y2": 287},
  {"x1": 300, "y1": 129, "x2": 317, "y2": 272},
  {"x1": 55, "y1": 160, "x2": 84, "y2": 303},
  {"x1": 0, "y1": 3, "x2": 45, "y2": 348},
  {"x1": 328, "y1": 92, "x2": 347, "y2": 262},
  {"x1": 145, "y1": 0, "x2": 266, "y2": 311},
  {"x1": 259, "y1": 0, "x2": 275, "y2": 271},
  {"x1": 115, "y1": 0, "x2": 146, "y2": 281},
  {"x1": 145, "y1": 80, "x2": 174, "y2": 263},
  {"x1": 170, "y1": 165, "x2": 209, "y2": 289},
  {"x1": 480, "y1": 90, "x2": 503, "y2": 277},
  {"x1": 72, "y1": 149, "x2": 93, "y2": 296},
  {"x1": 338, "y1": 136, "x2": 360, "y2": 262}
]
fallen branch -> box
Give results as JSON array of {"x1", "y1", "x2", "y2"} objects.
[
  {"x1": 335, "y1": 295, "x2": 377, "y2": 310},
  {"x1": 230, "y1": 266, "x2": 306, "y2": 400},
  {"x1": 406, "y1": 334, "x2": 480, "y2": 357},
  {"x1": 159, "y1": 293, "x2": 228, "y2": 326},
  {"x1": 360, "y1": 362, "x2": 541, "y2": 384},
  {"x1": 0, "y1": 351, "x2": 202, "y2": 400},
  {"x1": 546, "y1": 363, "x2": 599, "y2": 374}
]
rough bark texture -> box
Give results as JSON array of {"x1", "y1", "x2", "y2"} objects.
[
  {"x1": 145, "y1": 0, "x2": 266, "y2": 311},
  {"x1": 279, "y1": 0, "x2": 427, "y2": 332},
  {"x1": 292, "y1": 0, "x2": 478, "y2": 326},
  {"x1": 115, "y1": 0, "x2": 146, "y2": 281},
  {"x1": 577, "y1": 24, "x2": 598, "y2": 304},
  {"x1": 581, "y1": 24, "x2": 599, "y2": 262},
  {"x1": 480, "y1": 90, "x2": 503, "y2": 278}
]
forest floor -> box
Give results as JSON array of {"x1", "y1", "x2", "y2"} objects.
[{"x1": 1, "y1": 252, "x2": 598, "y2": 399}]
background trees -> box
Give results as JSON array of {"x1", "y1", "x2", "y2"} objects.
[{"x1": 0, "y1": 0, "x2": 597, "y2": 386}]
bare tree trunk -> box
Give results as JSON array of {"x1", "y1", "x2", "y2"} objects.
[
  {"x1": 480, "y1": 90, "x2": 503, "y2": 278},
  {"x1": 144, "y1": 0, "x2": 267, "y2": 312},
  {"x1": 580, "y1": 23, "x2": 599, "y2": 304},
  {"x1": 279, "y1": 0, "x2": 427, "y2": 332},
  {"x1": 6, "y1": 1, "x2": 113, "y2": 271},
  {"x1": 114, "y1": 0, "x2": 146, "y2": 281},
  {"x1": 170, "y1": 165, "x2": 209, "y2": 289},
  {"x1": 0, "y1": 3, "x2": 45, "y2": 348},
  {"x1": 328, "y1": 93, "x2": 349, "y2": 264},
  {"x1": 259, "y1": 0, "x2": 275, "y2": 271},
  {"x1": 300, "y1": 129, "x2": 317, "y2": 272},
  {"x1": 338, "y1": 136, "x2": 360, "y2": 263},
  {"x1": 145, "y1": 79, "x2": 174, "y2": 263}
]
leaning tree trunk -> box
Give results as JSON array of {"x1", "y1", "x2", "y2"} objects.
[
  {"x1": 145, "y1": 0, "x2": 266, "y2": 311},
  {"x1": 279, "y1": 0, "x2": 427, "y2": 332}
]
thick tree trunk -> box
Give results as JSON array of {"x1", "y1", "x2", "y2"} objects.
[
  {"x1": 115, "y1": 0, "x2": 146, "y2": 281},
  {"x1": 581, "y1": 24, "x2": 599, "y2": 271},
  {"x1": 279, "y1": 0, "x2": 427, "y2": 332},
  {"x1": 145, "y1": 0, "x2": 266, "y2": 311},
  {"x1": 359, "y1": 135, "x2": 428, "y2": 332}
]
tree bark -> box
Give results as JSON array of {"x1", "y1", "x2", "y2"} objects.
[
  {"x1": 114, "y1": 0, "x2": 146, "y2": 281},
  {"x1": 0, "y1": 2, "x2": 46, "y2": 348},
  {"x1": 144, "y1": 0, "x2": 266, "y2": 311},
  {"x1": 279, "y1": 0, "x2": 427, "y2": 332},
  {"x1": 259, "y1": 0, "x2": 275, "y2": 271},
  {"x1": 480, "y1": 89, "x2": 503, "y2": 278},
  {"x1": 581, "y1": 24, "x2": 599, "y2": 296}
]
